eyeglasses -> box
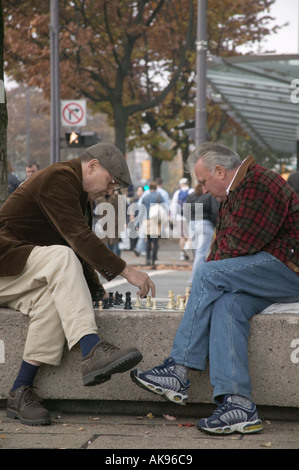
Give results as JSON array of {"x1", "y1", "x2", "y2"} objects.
[{"x1": 107, "y1": 179, "x2": 122, "y2": 190}]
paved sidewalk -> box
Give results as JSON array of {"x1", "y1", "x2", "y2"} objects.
[
  {"x1": 0, "y1": 409, "x2": 298, "y2": 450},
  {"x1": 121, "y1": 238, "x2": 193, "y2": 269}
]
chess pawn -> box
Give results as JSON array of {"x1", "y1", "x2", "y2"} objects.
[
  {"x1": 185, "y1": 287, "x2": 190, "y2": 296},
  {"x1": 134, "y1": 295, "x2": 141, "y2": 308},
  {"x1": 151, "y1": 299, "x2": 157, "y2": 310},
  {"x1": 176, "y1": 294, "x2": 181, "y2": 308},
  {"x1": 98, "y1": 301, "x2": 103, "y2": 311},
  {"x1": 178, "y1": 297, "x2": 185, "y2": 310},
  {"x1": 145, "y1": 296, "x2": 152, "y2": 308},
  {"x1": 185, "y1": 293, "x2": 189, "y2": 308}
]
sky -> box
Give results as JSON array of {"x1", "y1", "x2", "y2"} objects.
[{"x1": 246, "y1": 0, "x2": 299, "y2": 54}]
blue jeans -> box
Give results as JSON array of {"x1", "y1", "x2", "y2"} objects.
[{"x1": 171, "y1": 252, "x2": 299, "y2": 401}]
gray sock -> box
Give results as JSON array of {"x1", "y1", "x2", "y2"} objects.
[{"x1": 174, "y1": 364, "x2": 188, "y2": 382}]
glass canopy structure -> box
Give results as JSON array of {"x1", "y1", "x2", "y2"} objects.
[{"x1": 206, "y1": 54, "x2": 299, "y2": 155}]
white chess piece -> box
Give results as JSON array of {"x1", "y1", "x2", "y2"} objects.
[{"x1": 134, "y1": 295, "x2": 141, "y2": 308}]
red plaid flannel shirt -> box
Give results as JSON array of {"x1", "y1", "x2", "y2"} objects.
[{"x1": 207, "y1": 157, "x2": 299, "y2": 276}]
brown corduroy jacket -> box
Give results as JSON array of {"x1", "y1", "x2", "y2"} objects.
[{"x1": 0, "y1": 159, "x2": 126, "y2": 295}]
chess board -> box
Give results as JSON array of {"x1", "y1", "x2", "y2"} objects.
[{"x1": 93, "y1": 290, "x2": 189, "y2": 312}]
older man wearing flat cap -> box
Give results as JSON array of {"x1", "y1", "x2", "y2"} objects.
[{"x1": 0, "y1": 143, "x2": 155, "y2": 426}]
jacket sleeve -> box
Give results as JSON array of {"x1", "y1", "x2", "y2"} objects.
[{"x1": 36, "y1": 168, "x2": 126, "y2": 281}]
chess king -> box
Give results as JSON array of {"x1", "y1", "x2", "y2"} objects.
[{"x1": 0, "y1": 143, "x2": 155, "y2": 426}]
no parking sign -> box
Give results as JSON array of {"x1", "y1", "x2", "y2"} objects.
[{"x1": 61, "y1": 100, "x2": 86, "y2": 127}]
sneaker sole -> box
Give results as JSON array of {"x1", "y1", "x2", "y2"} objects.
[
  {"x1": 7, "y1": 408, "x2": 51, "y2": 426},
  {"x1": 83, "y1": 351, "x2": 143, "y2": 386},
  {"x1": 196, "y1": 419, "x2": 263, "y2": 435},
  {"x1": 130, "y1": 371, "x2": 188, "y2": 405}
]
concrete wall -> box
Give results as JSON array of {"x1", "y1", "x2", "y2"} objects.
[{"x1": 0, "y1": 307, "x2": 298, "y2": 407}]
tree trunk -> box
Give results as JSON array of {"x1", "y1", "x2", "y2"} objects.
[
  {"x1": 113, "y1": 106, "x2": 127, "y2": 156},
  {"x1": 0, "y1": 0, "x2": 8, "y2": 207},
  {"x1": 152, "y1": 156, "x2": 163, "y2": 180}
]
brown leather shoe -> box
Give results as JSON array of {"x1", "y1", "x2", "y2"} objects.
[
  {"x1": 7, "y1": 385, "x2": 51, "y2": 426},
  {"x1": 81, "y1": 340, "x2": 143, "y2": 386}
]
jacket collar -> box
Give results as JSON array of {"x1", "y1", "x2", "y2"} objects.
[{"x1": 229, "y1": 155, "x2": 255, "y2": 193}]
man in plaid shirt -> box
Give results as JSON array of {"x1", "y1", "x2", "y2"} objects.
[{"x1": 131, "y1": 142, "x2": 299, "y2": 435}]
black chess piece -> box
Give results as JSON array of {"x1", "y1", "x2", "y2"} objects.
[
  {"x1": 93, "y1": 287, "x2": 105, "y2": 308},
  {"x1": 108, "y1": 292, "x2": 114, "y2": 307},
  {"x1": 124, "y1": 291, "x2": 132, "y2": 309},
  {"x1": 103, "y1": 298, "x2": 110, "y2": 309},
  {"x1": 114, "y1": 291, "x2": 121, "y2": 305}
]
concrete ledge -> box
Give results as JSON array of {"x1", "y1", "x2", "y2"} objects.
[{"x1": 0, "y1": 307, "x2": 299, "y2": 408}]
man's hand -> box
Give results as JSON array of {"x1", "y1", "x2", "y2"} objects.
[{"x1": 120, "y1": 265, "x2": 156, "y2": 299}]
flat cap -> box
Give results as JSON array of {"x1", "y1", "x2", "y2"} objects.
[{"x1": 86, "y1": 143, "x2": 131, "y2": 187}]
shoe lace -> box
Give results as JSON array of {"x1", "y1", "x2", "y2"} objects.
[
  {"x1": 151, "y1": 358, "x2": 175, "y2": 376},
  {"x1": 213, "y1": 402, "x2": 229, "y2": 416},
  {"x1": 100, "y1": 340, "x2": 119, "y2": 353},
  {"x1": 21, "y1": 386, "x2": 43, "y2": 405}
]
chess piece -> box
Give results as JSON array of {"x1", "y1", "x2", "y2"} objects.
[
  {"x1": 98, "y1": 301, "x2": 103, "y2": 311},
  {"x1": 134, "y1": 295, "x2": 141, "y2": 308},
  {"x1": 151, "y1": 299, "x2": 157, "y2": 310},
  {"x1": 178, "y1": 297, "x2": 185, "y2": 310},
  {"x1": 114, "y1": 291, "x2": 121, "y2": 305},
  {"x1": 108, "y1": 292, "x2": 114, "y2": 307},
  {"x1": 124, "y1": 291, "x2": 132, "y2": 309},
  {"x1": 145, "y1": 296, "x2": 152, "y2": 308}
]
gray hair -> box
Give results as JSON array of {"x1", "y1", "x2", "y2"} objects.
[{"x1": 186, "y1": 142, "x2": 241, "y2": 174}]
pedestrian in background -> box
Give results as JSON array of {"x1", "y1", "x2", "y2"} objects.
[
  {"x1": 169, "y1": 178, "x2": 193, "y2": 261},
  {"x1": 186, "y1": 184, "x2": 219, "y2": 286},
  {"x1": 142, "y1": 181, "x2": 166, "y2": 267}
]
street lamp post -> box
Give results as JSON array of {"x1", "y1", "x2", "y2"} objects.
[
  {"x1": 50, "y1": 0, "x2": 60, "y2": 163},
  {"x1": 195, "y1": 0, "x2": 207, "y2": 147}
]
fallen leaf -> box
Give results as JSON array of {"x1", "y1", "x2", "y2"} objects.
[
  {"x1": 77, "y1": 427, "x2": 85, "y2": 431},
  {"x1": 146, "y1": 413, "x2": 154, "y2": 419},
  {"x1": 0, "y1": 435, "x2": 6, "y2": 439},
  {"x1": 162, "y1": 414, "x2": 177, "y2": 421},
  {"x1": 178, "y1": 423, "x2": 195, "y2": 427},
  {"x1": 62, "y1": 423, "x2": 70, "y2": 427},
  {"x1": 88, "y1": 416, "x2": 100, "y2": 421}
]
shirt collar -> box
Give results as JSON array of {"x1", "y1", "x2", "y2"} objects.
[{"x1": 226, "y1": 155, "x2": 255, "y2": 194}]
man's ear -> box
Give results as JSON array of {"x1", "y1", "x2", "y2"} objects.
[
  {"x1": 214, "y1": 165, "x2": 226, "y2": 179},
  {"x1": 87, "y1": 159, "x2": 99, "y2": 173}
]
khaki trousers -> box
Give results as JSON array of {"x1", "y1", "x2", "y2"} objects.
[{"x1": 0, "y1": 245, "x2": 98, "y2": 365}]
